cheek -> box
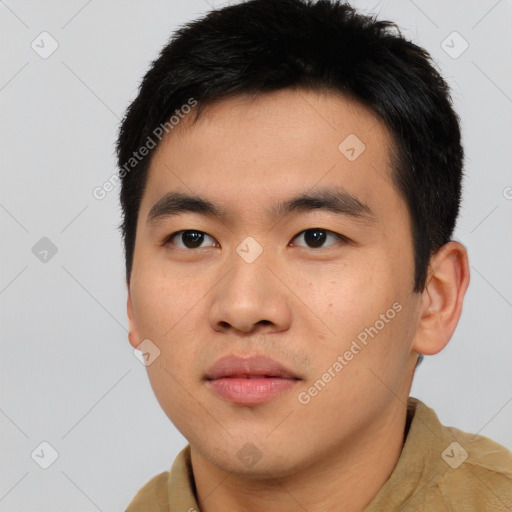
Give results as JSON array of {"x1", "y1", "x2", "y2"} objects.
[
  {"x1": 301, "y1": 262, "x2": 386, "y2": 330},
  {"x1": 146, "y1": 355, "x2": 208, "y2": 440},
  {"x1": 132, "y1": 263, "x2": 201, "y2": 339},
  {"x1": 302, "y1": 259, "x2": 411, "y2": 366},
  {"x1": 136, "y1": 269, "x2": 206, "y2": 425},
  {"x1": 131, "y1": 264, "x2": 208, "y2": 396}
]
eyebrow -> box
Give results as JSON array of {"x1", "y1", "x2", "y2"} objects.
[{"x1": 146, "y1": 187, "x2": 375, "y2": 226}]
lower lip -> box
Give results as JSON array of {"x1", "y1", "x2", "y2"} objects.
[{"x1": 207, "y1": 377, "x2": 299, "y2": 405}]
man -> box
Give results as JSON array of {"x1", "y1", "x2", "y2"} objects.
[{"x1": 117, "y1": 1, "x2": 512, "y2": 510}]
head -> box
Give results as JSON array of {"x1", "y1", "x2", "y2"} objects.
[{"x1": 117, "y1": 0, "x2": 469, "y2": 476}]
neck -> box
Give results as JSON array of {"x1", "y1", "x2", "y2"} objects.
[{"x1": 190, "y1": 398, "x2": 409, "y2": 512}]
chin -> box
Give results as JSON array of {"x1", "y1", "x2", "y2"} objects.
[{"x1": 193, "y1": 436, "x2": 309, "y2": 480}]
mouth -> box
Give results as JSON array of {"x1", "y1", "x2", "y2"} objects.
[{"x1": 205, "y1": 355, "x2": 301, "y2": 405}]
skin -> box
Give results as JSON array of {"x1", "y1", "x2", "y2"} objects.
[{"x1": 127, "y1": 88, "x2": 470, "y2": 512}]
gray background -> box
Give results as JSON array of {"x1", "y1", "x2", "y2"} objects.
[{"x1": 1, "y1": 0, "x2": 511, "y2": 510}]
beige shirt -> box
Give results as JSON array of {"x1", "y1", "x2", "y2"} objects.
[{"x1": 126, "y1": 397, "x2": 512, "y2": 511}]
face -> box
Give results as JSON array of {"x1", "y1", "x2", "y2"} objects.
[{"x1": 127, "y1": 88, "x2": 423, "y2": 477}]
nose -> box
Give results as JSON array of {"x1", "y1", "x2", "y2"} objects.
[{"x1": 208, "y1": 248, "x2": 292, "y2": 335}]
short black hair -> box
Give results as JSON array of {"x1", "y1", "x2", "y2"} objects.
[{"x1": 116, "y1": 0, "x2": 464, "y2": 294}]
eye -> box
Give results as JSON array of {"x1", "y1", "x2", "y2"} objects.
[
  {"x1": 163, "y1": 230, "x2": 217, "y2": 249},
  {"x1": 162, "y1": 228, "x2": 348, "y2": 251},
  {"x1": 290, "y1": 228, "x2": 349, "y2": 249}
]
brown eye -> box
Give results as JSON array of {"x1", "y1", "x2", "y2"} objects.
[
  {"x1": 165, "y1": 230, "x2": 217, "y2": 249},
  {"x1": 291, "y1": 228, "x2": 348, "y2": 249}
]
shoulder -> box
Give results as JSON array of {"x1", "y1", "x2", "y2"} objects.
[
  {"x1": 125, "y1": 471, "x2": 170, "y2": 512},
  {"x1": 435, "y1": 425, "x2": 512, "y2": 509},
  {"x1": 410, "y1": 398, "x2": 512, "y2": 510}
]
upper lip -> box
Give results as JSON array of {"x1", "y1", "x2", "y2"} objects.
[{"x1": 205, "y1": 355, "x2": 300, "y2": 380}]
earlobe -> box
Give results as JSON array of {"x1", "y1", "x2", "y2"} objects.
[
  {"x1": 127, "y1": 289, "x2": 141, "y2": 349},
  {"x1": 412, "y1": 241, "x2": 470, "y2": 356}
]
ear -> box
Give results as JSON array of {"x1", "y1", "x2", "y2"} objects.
[
  {"x1": 412, "y1": 241, "x2": 470, "y2": 356},
  {"x1": 127, "y1": 285, "x2": 141, "y2": 349}
]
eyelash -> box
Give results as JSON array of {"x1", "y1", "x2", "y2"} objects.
[{"x1": 161, "y1": 228, "x2": 350, "y2": 250}]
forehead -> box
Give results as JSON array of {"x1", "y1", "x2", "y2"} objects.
[{"x1": 140, "y1": 88, "x2": 401, "y2": 225}]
